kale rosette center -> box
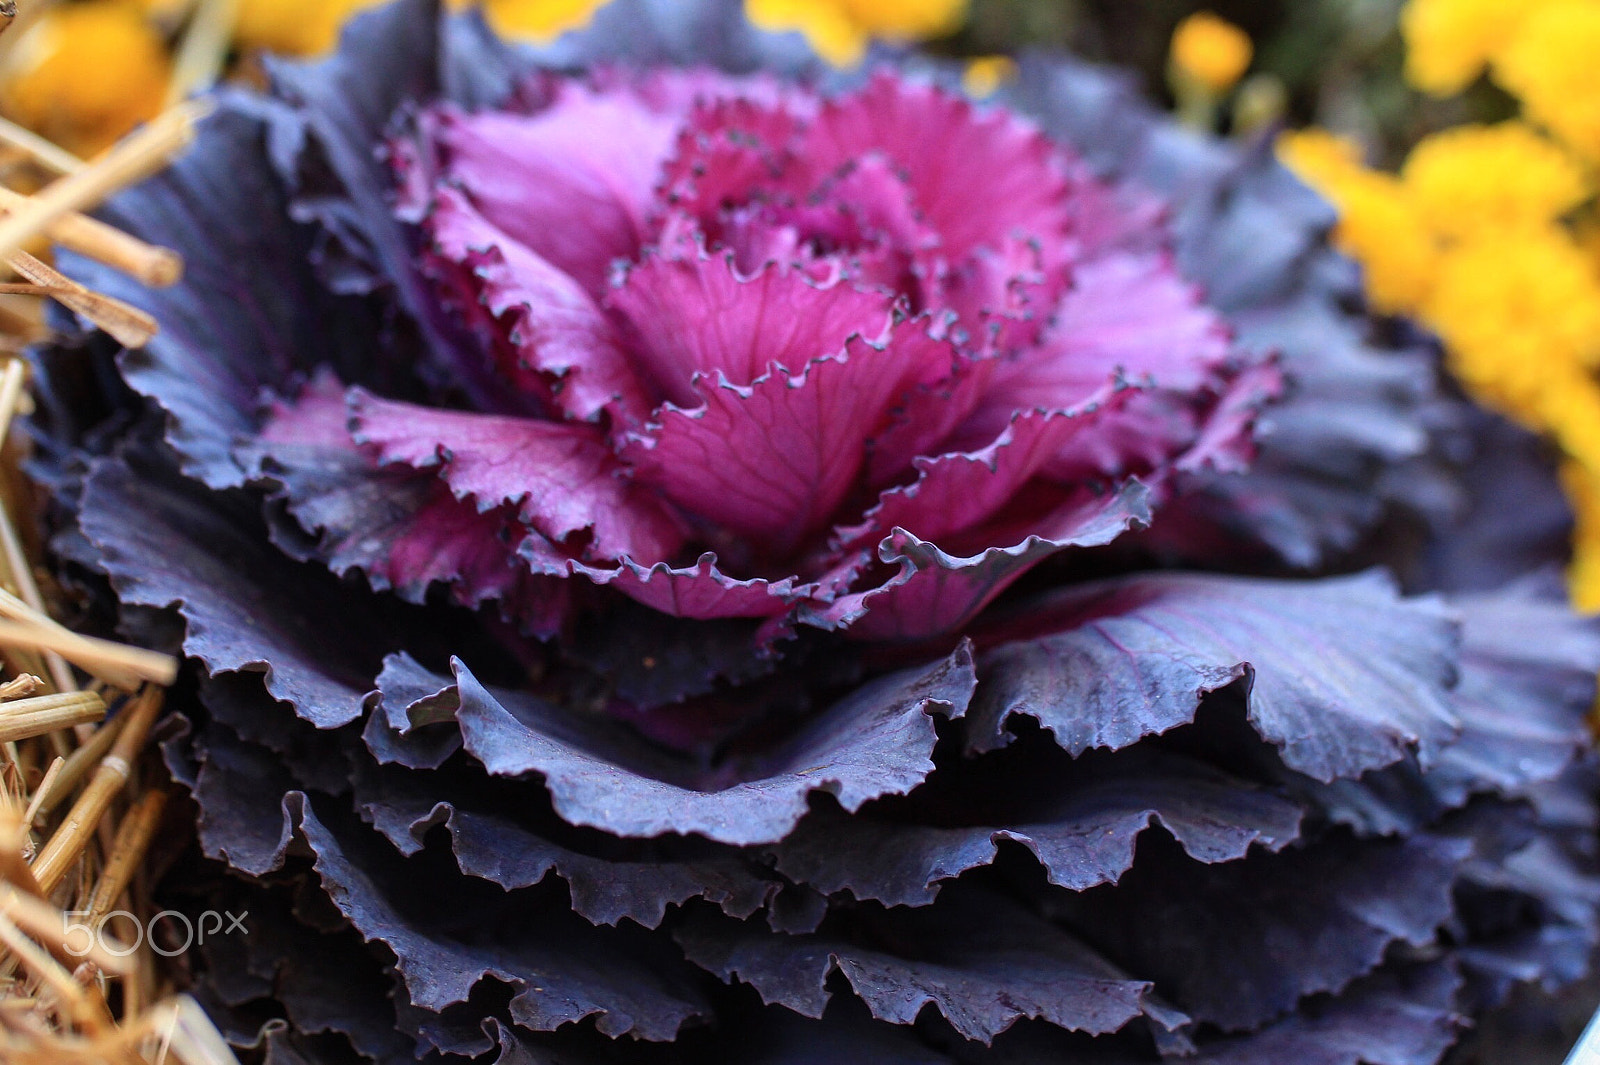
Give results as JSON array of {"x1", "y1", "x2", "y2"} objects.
[{"x1": 254, "y1": 68, "x2": 1275, "y2": 643}]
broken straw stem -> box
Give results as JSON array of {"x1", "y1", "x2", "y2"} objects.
[
  {"x1": 87, "y1": 791, "x2": 166, "y2": 923},
  {"x1": 0, "y1": 586, "x2": 177, "y2": 688},
  {"x1": 0, "y1": 493, "x2": 78, "y2": 697},
  {"x1": 30, "y1": 688, "x2": 163, "y2": 895},
  {"x1": 0, "y1": 115, "x2": 84, "y2": 177},
  {"x1": 29, "y1": 711, "x2": 126, "y2": 821},
  {"x1": 0, "y1": 102, "x2": 211, "y2": 263},
  {"x1": 0, "y1": 691, "x2": 104, "y2": 743},
  {"x1": 0, "y1": 186, "x2": 182, "y2": 287},
  {"x1": 3, "y1": 251, "x2": 158, "y2": 349}
]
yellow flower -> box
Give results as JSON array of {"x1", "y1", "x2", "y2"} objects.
[
  {"x1": 1494, "y1": 1, "x2": 1600, "y2": 160},
  {"x1": 0, "y1": 1, "x2": 172, "y2": 157},
  {"x1": 1276, "y1": 128, "x2": 1365, "y2": 185},
  {"x1": 1399, "y1": 0, "x2": 1558, "y2": 96},
  {"x1": 962, "y1": 55, "x2": 1016, "y2": 99},
  {"x1": 236, "y1": 0, "x2": 608, "y2": 56},
  {"x1": 1401, "y1": 122, "x2": 1590, "y2": 240},
  {"x1": 1169, "y1": 12, "x2": 1252, "y2": 94},
  {"x1": 446, "y1": 0, "x2": 610, "y2": 42},
  {"x1": 1278, "y1": 130, "x2": 1438, "y2": 315},
  {"x1": 1563, "y1": 459, "x2": 1600, "y2": 610},
  {"x1": 234, "y1": 0, "x2": 386, "y2": 55},
  {"x1": 1424, "y1": 229, "x2": 1600, "y2": 428},
  {"x1": 745, "y1": 0, "x2": 968, "y2": 67}
]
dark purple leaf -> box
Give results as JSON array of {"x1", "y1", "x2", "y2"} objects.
[
  {"x1": 80, "y1": 453, "x2": 392, "y2": 728},
  {"x1": 362, "y1": 652, "x2": 462, "y2": 769},
  {"x1": 771, "y1": 748, "x2": 1301, "y2": 906},
  {"x1": 1059, "y1": 832, "x2": 1469, "y2": 1031},
  {"x1": 452, "y1": 643, "x2": 975, "y2": 844},
  {"x1": 296, "y1": 803, "x2": 713, "y2": 1041},
  {"x1": 676, "y1": 887, "x2": 1190, "y2": 1044},
  {"x1": 347, "y1": 762, "x2": 785, "y2": 929},
  {"x1": 1005, "y1": 55, "x2": 1454, "y2": 570},
  {"x1": 1193, "y1": 963, "x2": 1462, "y2": 1065},
  {"x1": 57, "y1": 106, "x2": 393, "y2": 490},
  {"x1": 970, "y1": 570, "x2": 1460, "y2": 782}
]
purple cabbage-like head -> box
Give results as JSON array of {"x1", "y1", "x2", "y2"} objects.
[
  {"x1": 256, "y1": 66, "x2": 1274, "y2": 642},
  {"x1": 29, "y1": 0, "x2": 1600, "y2": 1062}
]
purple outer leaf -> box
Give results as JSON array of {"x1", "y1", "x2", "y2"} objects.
[
  {"x1": 348, "y1": 765, "x2": 785, "y2": 929},
  {"x1": 181, "y1": 720, "x2": 305, "y2": 877},
  {"x1": 80, "y1": 454, "x2": 386, "y2": 728},
  {"x1": 362, "y1": 652, "x2": 462, "y2": 769},
  {"x1": 1429, "y1": 585, "x2": 1600, "y2": 804},
  {"x1": 770, "y1": 749, "x2": 1302, "y2": 906},
  {"x1": 1060, "y1": 832, "x2": 1470, "y2": 1031},
  {"x1": 675, "y1": 888, "x2": 1190, "y2": 1045},
  {"x1": 56, "y1": 106, "x2": 394, "y2": 490},
  {"x1": 262, "y1": 0, "x2": 443, "y2": 302},
  {"x1": 1295, "y1": 581, "x2": 1600, "y2": 837},
  {"x1": 212, "y1": 887, "x2": 418, "y2": 1064},
  {"x1": 970, "y1": 570, "x2": 1461, "y2": 782},
  {"x1": 453, "y1": 644, "x2": 976, "y2": 844},
  {"x1": 295, "y1": 803, "x2": 713, "y2": 1041},
  {"x1": 1194, "y1": 963, "x2": 1462, "y2": 1065}
]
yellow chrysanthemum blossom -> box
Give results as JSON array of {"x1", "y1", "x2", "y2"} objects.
[
  {"x1": 1279, "y1": 130, "x2": 1438, "y2": 315},
  {"x1": 235, "y1": 0, "x2": 608, "y2": 57},
  {"x1": 1563, "y1": 459, "x2": 1600, "y2": 610},
  {"x1": 1169, "y1": 11, "x2": 1252, "y2": 94},
  {"x1": 1425, "y1": 230, "x2": 1600, "y2": 429},
  {"x1": 446, "y1": 0, "x2": 610, "y2": 42},
  {"x1": 1493, "y1": 1, "x2": 1600, "y2": 161},
  {"x1": 1398, "y1": 0, "x2": 1558, "y2": 97},
  {"x1": 1277, "y1": 127, "x2": 1365, "y2": 180},
  {"x1": 746, "y1": 0, "x2": 968, "y2": 67},
  {"x1": 234, "y1": 0, "x2": 386, "y2": 56},
  {"x1": 0, "y1": 0, "x2": 172, "y2": 157},
  {"x1": 962, "y1": 55, "x2": 1016, "y2": 99},
  {"x1": 1300, "y1": 3, "x2": 1600, "y2": 616},
  {"x1": 1401, "y1": 122, "x2": 1589, "y2": 240}
]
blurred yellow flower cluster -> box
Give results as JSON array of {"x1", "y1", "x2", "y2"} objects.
[
  {"x1": 0, "y1": 1, "x2": 172, "y2": 157},
  {"x1": 0, "y1": 0, "x2": 611, "y2": 158},
  {"x1": 1281, "y1": 0, "x2": 1600, "y2": 608},
  {"x1": 746, "y1": 0, "x2": 967, "y2": 66},
  {"x1": 0, "y1": 0, "x2": 970, "y2": 159}
]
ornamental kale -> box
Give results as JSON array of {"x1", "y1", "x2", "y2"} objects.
[{"x1": 31, "y1": 0, "x2": 1600, "y2": 1062}]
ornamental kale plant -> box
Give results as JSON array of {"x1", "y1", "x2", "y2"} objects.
[{"x1": 31, "y1": 0, "x2": 1600, "y2": 1061}]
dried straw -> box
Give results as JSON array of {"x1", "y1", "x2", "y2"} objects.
[
  {"x1": 0, "y1": 116, "x2": 82, "y2": 177},
  {"x1": 0, "y1": 102, "x2": 210, "y2": 263},
  {"x1": 0, "y1": 80, "x2": 236, "y2": 1065}
]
